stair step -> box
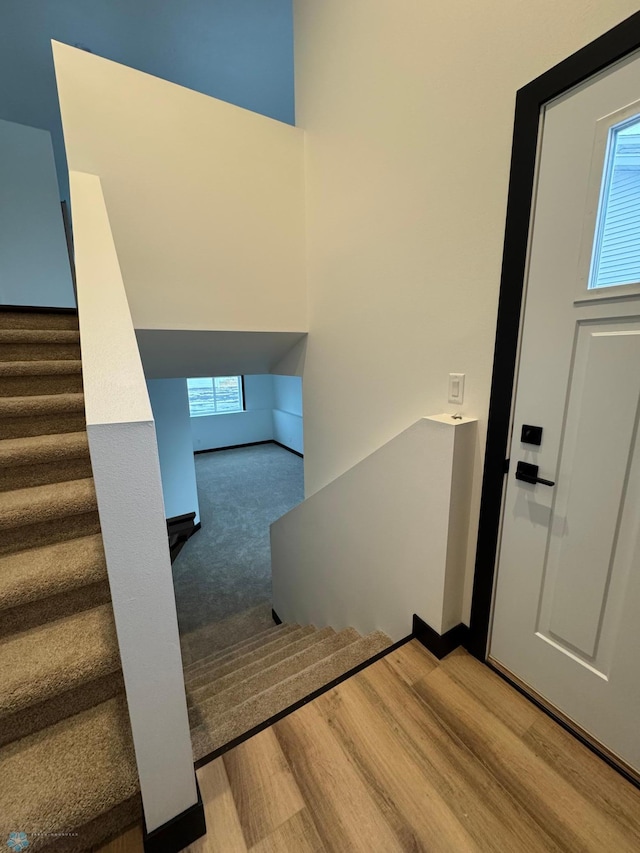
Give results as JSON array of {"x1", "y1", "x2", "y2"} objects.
[
  {"x1": 0, "y1": 392, "x2": 86, "y2": 440},
  {"x1": 0, "y1": 311, "x2": 78, "y2": 331},
  {"x1": 0, "y1": 432, "x2": 92, "y2": 491},
  {"x1": 0, "y1": 604, "x2": 120, "y2": 722},
  {"x1": 189, "y1": 628, "x2": 360, "y2": 723},
  {"x1": 0, "y1": 392, "x2": 85, "y2": 419},
  {"x1": 186, "y1": 626, "x2": 317, "y2": 689},
  {"x1": 0, "y1": 534, "x2": 107, "y2": 625},
  {"x1": 0, "y1": 478, "x2": 96, "y2": 532},
  {"x1": 0, "y1": 510, "x2": 101, "y2": 559},
  {"x1": 0, "y1": 329, "x2": 80, "y2": 344},
  {"x1": 0, "y1": 696, "x2": 141, "y2": 850},
  {"x1": 189, "y1": 626, "x2": 337, "y2": 699},
  {"x1": 191, "y1": 631, "x2": 392, "y2": 759},
  {"x1": 0, "y1": 360, "x2": 83, "y2": 396},
  {"x1": 184, "y1": 623, "x2": 304, "y2": 677},
  {"x1": 0, "y1": 329, "x2": 81, "y2": 363}
]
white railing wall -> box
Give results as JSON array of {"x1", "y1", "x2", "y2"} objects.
[
  {"x1": 271, "y1": 415, "x2": 477, "y2": 642},
  {"x1": 70, "y1": 170, "x2": 198, "y2": 834}
]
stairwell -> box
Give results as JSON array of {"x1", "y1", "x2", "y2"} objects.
[
  {"x1": 0, "y1": 310, "x2": 141, "y2": 852},
  {"x1": 184, "y1": 618, "x2": 391, "y2": 761}
]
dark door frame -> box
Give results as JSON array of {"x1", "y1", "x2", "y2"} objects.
[{"x1": 467, "y1": 10, "x2": 640, "y2": 661}]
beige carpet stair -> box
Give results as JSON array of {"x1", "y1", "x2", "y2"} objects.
[
  {"x1": 0, "y1": 310, "x2": 141, "y2": 851},
  {"x1": 0, "y1": 431, "x2": 92, "y2": 490},
  {"x1": 185, "y1": 621, "x2": 391, "y2": 761}
]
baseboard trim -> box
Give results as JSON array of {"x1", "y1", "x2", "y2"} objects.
[
  {"x1": 413, "y1": 614, "x2": 469, "y2": 660},
  {"x1": 0, "y1": 304, "x2": 77, "y2": 314},
  {"x1": 194, "y1": 439, "x2": 303, "y2": 458},
  {"x1": 194, "y1": 440, "x2": 272, "y2": 455},
  {"x1": 166, "y1": 511, "x2": 196, "y2": 529},
  {"x1": 194, "y1": 633, "x2": 413, "y2": 770},
  {"x1": 272, "y1": 440, "x2": 303, "y2": 458},
  {"x1": 167, "y1": 513, "x2": 200, "y2": 564},
  {"x1": 272, "y1": 608, "x2": 282, "y2": 625},
  {"x1": 143, "y1": 779, "x2": 206, "y2": 853}
]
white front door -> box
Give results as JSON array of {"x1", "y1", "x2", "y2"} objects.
[{"x1": 490, "y1": 49, "x2": 640, "y2": 777}]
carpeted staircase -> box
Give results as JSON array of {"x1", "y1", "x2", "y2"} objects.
[
  {"x1": 184, "y1": 619, "x2": 391, "y2": 761},
  {"x1": 0, "y1": 310, "x2": 141, "y2": 852}
]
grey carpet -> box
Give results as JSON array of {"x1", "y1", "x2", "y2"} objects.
[{"x1": 172, "y1": 444, "x2": 304, "y2": 649}]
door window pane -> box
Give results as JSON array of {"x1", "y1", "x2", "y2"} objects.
[{"x1": 589, "y1": 115, "x2": 640, "y2": 290}]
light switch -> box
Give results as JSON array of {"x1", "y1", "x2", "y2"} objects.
[{"x1": 448, "y1": 373, "x2": 465, "y2": 404}]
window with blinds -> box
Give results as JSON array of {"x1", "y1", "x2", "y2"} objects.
[
  {"x1": 589, "y1": 115, "x2": 640, "y2": 290},
  {"x1": 187, "y1": 376, "x2": 244, "y2": 417}
]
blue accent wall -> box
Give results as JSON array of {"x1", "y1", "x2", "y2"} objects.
[{"x1": 0, "y1": 0, "x2": 294, "y2": 200}]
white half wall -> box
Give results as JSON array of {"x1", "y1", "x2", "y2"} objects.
[
  {"x1": 147, "y1": 379, "x2": 200, "y2": 524},
  {"x1": 293, "y1": 0, "x2": 638, "y2": 624},
  {"x1": 0, "y1": 118, "x2": 74, "y2": 308},
  {"x1": 53, "y1": 40, "x2": 307, "y2": 333},
  {"x1": 273, "y1": 375, "x2": 303, "y2": 454},
  {"x1": 191, "y1": 375, "x2": 275, "y2": 452},
  {"x1": 70, "y1": 170, "x2": 197, "y2": 833},
  {"x1": 271, "y1": 416, "x2": 476, "y2": 642}
]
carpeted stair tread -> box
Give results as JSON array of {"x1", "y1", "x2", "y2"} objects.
[
  {"x1": 0, "y1": 359, "x2": 82, "y2": 377},
  {"x1": 190, "y1": 630, "x2": 392, "y2": 759},
  {"x1": 188, "y1": 628, "x2": 360, "y2": 721},
  {"x1": 0, "y1": 696, "x2": 140, "y2": 849},
  {"x1": 0, "y1": 328, "x2": 80, "y2": 344},
  {"x1": 0, "y1": 311, "x2": 78, "y2": 331},
  {"x1": 0, "y1": 534, "x2": 106, "y2": 614},
  {"x1": 0, "y1": 477, "x2": 96, "y2": 531},
  {"x1": 0, "y1": 392, "x2": 84, "y2": 418},
  {"x1": 0, "y1": 603, "x2": 119, "y2": 718},
  {"x1": 0, "y1": 431, "x2": 89, "y2": 467},
  {"x1": 184, "y1": 623, "x2": 304, "y2": 677},
  {"x1": 184, "y1": 619, "x2": 290, "y2": 667},
  {"x1": 187, "y1": 626, "x2": 322, "y2": 691},
  {"x1": 188, "y1": 626, "x2": 337, "y2": 699}
]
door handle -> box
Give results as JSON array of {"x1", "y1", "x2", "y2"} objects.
[{"x1": 515, "y1": 461, "x2": 555, "y2": 487}]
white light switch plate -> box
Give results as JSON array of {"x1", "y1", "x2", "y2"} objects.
[{"x1": 448, "y1": 373, "x2": 465, "y2": 404}]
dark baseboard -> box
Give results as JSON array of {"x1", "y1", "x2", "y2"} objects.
[
  {"x1": 413, "y1": 614, "x2": 469, "y2": 660},
  {"x1": 194, "y1": 439, "x2": 303, "y2": 458},
  {"x1": 0, "y1": 304, "x2": 77, "y2": 314},
  {"x1": 194, "y1": 440, "x2": 272, "y2": 455},
  {"x1": 194, "y1": 633, "x2": 413, "y2": 770},
  {"x1": 272, "y1": 440, "x2": 303, "y2": 458},
  {"x1": 167, "y1": 512, "x2": 200, "y2": 564},
  {"x1": 143, "y1": 779, "x2": 206, "y2": 853},
  {"x1": 272, "y1": 608, "x2": 282, "y2": 625}
]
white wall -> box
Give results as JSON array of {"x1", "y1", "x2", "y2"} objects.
[
  {"x1": 70, "y1": 171, "x2": 197, "y2": 833},
  {"x1": 191, "y1": 375, "x2": 275, "y2": 451},
  {"x1": 273, "y1": 375, "x2": 303, "y2": 454},
  {"x1": 53, "y1": 40, "x2": 307, "y2": 334},
  {"x1": 147, "y1": 379, "x2": 200, "y2": 524},
  {"x1": 271, "y1": 416, "x2": 476, "y2": 641},
  {"x1": 0, "y1": 118, "x2": 74, "y2": 308},
  {"x1": 293, "y1": 0, "x2": 639, "y2": 623}
]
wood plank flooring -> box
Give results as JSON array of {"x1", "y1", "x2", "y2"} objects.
[{"x1": 100, "y1": 641, "x2": 640, "y2": 853}]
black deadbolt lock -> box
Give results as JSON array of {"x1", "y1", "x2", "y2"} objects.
[{"x1": 521, "y1": 424, "x2": 543, "y2": 446}]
